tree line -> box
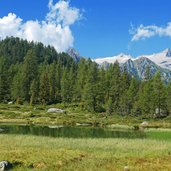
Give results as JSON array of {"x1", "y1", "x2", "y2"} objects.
[{"x1": 0, "y1": 37, "x2": 171, "y2": 118}]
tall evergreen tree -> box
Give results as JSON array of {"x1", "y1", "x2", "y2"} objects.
[
  {"x1": 29, "y1": 79, "x2": 38, "y2": 105},
  {"x1": 152, "y1": 72, "x2": 167, "y2": 117},
  {"x1": 61, "y1": 69, "x2": 72, "y2": 105},
  {"x1": 11, "y1": 68, "x2": 24, "y2": 104},
  {"x1": 0, "y1": 56, "x2": 10, "y2": 102},
  {"x1": 22, "y1": 49, "x2": 38, "y2": 101},
  {"x1": 127, "y1": 78, "x2": 139, "y2": 114},
  {"x1": 39, "y1": 71, "x2": 50, "y2": 105},
  {"x1": 73, "y1": 58, "x2": 87, "y2": 103},
  {"x1": 108, "y1": 62, "x2": 121, "y2": 113},
  {"x1": 49, "y1": 62, "x2": 57, "y2": 103},
  {"x1": 83, "y1": 62, "x2": 101, "y2": 112},
  {"x1": 166, "y1": 82, "x2": 171, "y2": 114}
]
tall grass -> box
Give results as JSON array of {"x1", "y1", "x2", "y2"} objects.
[{"x1": 0, "y1": 134, "x2": 171, "y2": 170}]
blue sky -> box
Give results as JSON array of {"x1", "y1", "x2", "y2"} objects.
[{"x1": 0, "y1": 0, "x2": 171, "y2": 58}]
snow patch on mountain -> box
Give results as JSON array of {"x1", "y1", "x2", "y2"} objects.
[
  {"x1": 95, "y1": 48, "x2": 171, "y2": 71},
  {"x1": 139, "y1": 49, "x2": 171, "y2": 70},
  {"x1": 95, "y1": 53, "x2": 132, "y2": 65}
]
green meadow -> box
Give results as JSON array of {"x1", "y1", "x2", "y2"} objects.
[
  {"x1": 1, "y1": 104, "x2": 171, "y2": 170},
  {"x1": 1, "y1": 104, "x2": 171, "y2": 128},
  {"x1": 1, "y1": 134, "x2": 171, "y2": 171}
]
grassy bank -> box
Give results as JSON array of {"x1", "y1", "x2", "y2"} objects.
[
  {"x1": 1, "y1": 103, "x2": 171, "y2": 128},
  {"x1": 1, "y1": 104, "x2": 171, "y2": 170},
  {"x1": 0, "y1": 134, "x2": 171, "y2": 170}
]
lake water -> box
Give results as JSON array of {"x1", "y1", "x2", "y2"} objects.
[{"x1": 0, "y1": 124, "x2": 146, "y2": 139}]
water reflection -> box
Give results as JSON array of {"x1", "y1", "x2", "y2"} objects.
[{"x1": 0, "y1": 125, "x2": 146, "y2": 139}]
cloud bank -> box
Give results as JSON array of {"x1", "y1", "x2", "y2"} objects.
[
  {"x1": 130, "y1": 22, "x2": 171, "y2": 41},
  {"x1": 0, "y1": 0, "x2": 82, "y2": 52}
]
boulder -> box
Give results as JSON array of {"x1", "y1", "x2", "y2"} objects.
[
  {"x1": 154, "y1": 108, "x2": 168, "y2": 118},
  {"x1": 8, "y1": 101, "x2": 13, "y2": 105},
  {"x1": 47, "y1": 108, "x2": 65, "y2": 113},
  {"x1": 0, "y1": 128, "x2": 4, "y2": 133},
  {"x1": 0, "y1": 161, "x2": 13, "y2": 171},
  {"x1": 140, "y1": 121, "x2": 148, "y2": 127},
  {"x1": 48, "y1": 125, "x2": 64, "y2": 129},
  {"x1": 124, "y1": 166, "x2": 129, "y2": 171}
]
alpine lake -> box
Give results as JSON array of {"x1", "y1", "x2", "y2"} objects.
[
  {"x1": 0, "y1": 124, "x2": 146, "y2": 139},
  {"x1": 1, "y1": 124, "x2": 171, "y2": 140}
]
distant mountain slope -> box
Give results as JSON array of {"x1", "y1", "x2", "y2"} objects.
[
  {"x1": 139, "y1": 49, "x2": 171, "y2": 70},
  {"x1": 94, "y1": 49, "x2": 171, "y2": 81},
  {"x1": 67, "y1": 48, "x2": 81, "y2": 62},
  {"x1": 95, "y1": 53, "x2": 132, "y2": 65}
]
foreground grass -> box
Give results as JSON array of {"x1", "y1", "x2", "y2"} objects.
[{"x1": 1, "y1": 134, "x2": 171, "y2": 170}]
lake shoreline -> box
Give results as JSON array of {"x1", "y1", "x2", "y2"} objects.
[{"x1": 1, "y1": 103, "x2": 171, "y2": 129}]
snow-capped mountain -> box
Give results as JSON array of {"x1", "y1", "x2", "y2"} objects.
[
  {"x1": 94, "y1": 49, "x2": 171, "y2": 81},
  {"x1": 134, "y1": 57, "x2": 171, "y2": 81},
  {"x1": 95, "y1": 53, "x2": 132, "y2": 65},
  {"x1": 95, "y1": 48, "x2": 171, "y2": 70},
  {"x1": 139, "y1": 49, "x2": 171, "y2": 70},
  {"x1": 66, "y1": 48, "x2": 171, "y2": 81}
]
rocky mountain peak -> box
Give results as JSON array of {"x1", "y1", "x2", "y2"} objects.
[
  {"x1": 164, "y1": 48, "x2": 171, "y2": 57},
  {"x1": 67, "y1": 48, "x2": 81, "y2": 62}
]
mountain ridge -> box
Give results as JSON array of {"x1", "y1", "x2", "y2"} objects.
[
  {"x1": 94, "y1": 48, "x2": 171, "y2": 70},
  {"x1": 66, "y1": 48, "x2": 171, "y2": 81},
  {"x1": 91, "y1": 49, "x2": 171, "y2": 81}
]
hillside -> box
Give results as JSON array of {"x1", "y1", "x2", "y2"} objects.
[{"x1": 0, "y1": 37, "x2": 171, "y2": 118}]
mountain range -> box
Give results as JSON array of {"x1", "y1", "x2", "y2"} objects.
[
  {"x1": 67, "y1": 48, "x2": 171, "y2": 81},
  {"x1": 94, "y1": 49, "x2": 171, "y2": 81}
]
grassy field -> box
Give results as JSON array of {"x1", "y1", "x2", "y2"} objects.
[
  {"x1": 1, "y1": 104, "x2": 171, "y2": 170},
  {"x1": 1, "y1": 103, "x2": 171, "y2": 129},
  {"x1": 0, "y1": 134, "x2": 171, "y2": 171}
]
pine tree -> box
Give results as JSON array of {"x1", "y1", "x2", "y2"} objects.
[
  {"x1": 29, "y1": 79, "x2": 38, "y2": 106},
  {"x1": 83, "y1": 62, "x2": 100, "y2": 112},
  {"x1": 106, "y1": 97, "x2": 113, "y2": 115},
  {"x1": 73, "y1": 58, "x2": 87, "y2": 103},
  {"x1": 108, "y1": 62, "x2": 121, "y2": 113},
  {"x1": 22, "y1": 49, "x2": 38, "y2": 101},
  {"x1": 61, "y1": 69, "x2": 71, "y2": 105},
  {"x1": 166, "y1": 82, "x2": 171, "y2": 114},
  {"x1": 11, "y1": 68, "x2": 24, "y2": 104},
  {"x1": 0, "y1": 56, "x2": 10, "y2": 102},
  {"x1": 49, "y1": 62, "x2": 57, "y2": 103},
  {"x1": 39, "y1": 71, "x2": 50, "y2": 105},
  {"x1": 144, "y1": 65, "x2": 151, "y2": 81},
  {"x1": 138, "y1": 81, "x2": 154, "y2": 117},
  {"x1": 127, "y1": 78, "x2": 139, "y2": 114},
  {"x1": 152, "y1": 72, "x2": 167, "y2": 117}
]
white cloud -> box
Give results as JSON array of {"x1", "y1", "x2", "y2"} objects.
[
  {"x1": 0, "y1": 13, "x2": 23, "y2": 38},
  {"x1": 0, "y1": 0, "x2": 82, "y2": 52},
  {"x1": 130, "y1": 22, "x2": 171, "y2": 41},
  {"x1": 47, "y1": 0, "x2": 81, "y2": 26}
]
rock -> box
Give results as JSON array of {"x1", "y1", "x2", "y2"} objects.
[
  {"x1": 153, "y1": 108, "x2": 168, "y2": 118},
  {"x1": 8, "y1": 101, "x2": 13, "y2": 105},
  {"x1": 140, "y1": 121, "x2": 148, "y2": 127},
  {"x1": 0, "y1": 128, "x2": 4, "y2": 133},
  {"x1": 47, "y1": 108, "x2": 65, "y2": 113},
  {"x1": 76, "y1": 123, "x2": 91, "y2": 126},
  {"x1": 124, "y1": 166, "x2": 129, "y2": 171},
  {"x1": 0, "y1": 161, "x2": 13, "y2": 171},
  {"x1": 48, "y1": 125, "x2": 64, "y2": 129}
]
